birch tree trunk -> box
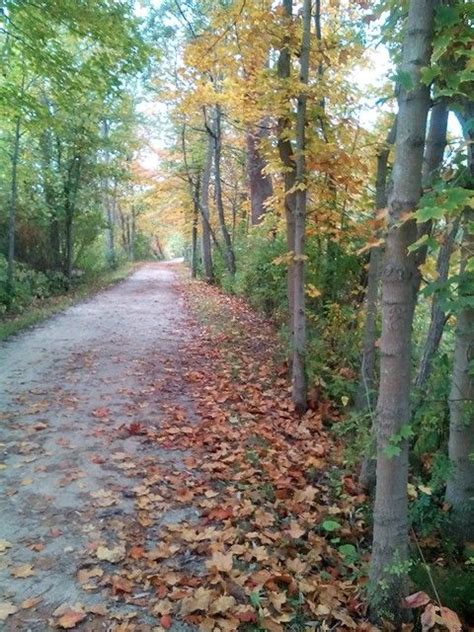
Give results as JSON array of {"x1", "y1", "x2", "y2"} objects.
[
  {"x1": 369, "y1": 0, "x2": 435, "y2": 621},
  {"x1": 291, "y1": 0, "x2": 311, "y2": 414},
  {"x1": 445, "y1": 106, "x2": 474, "y2": 542},
  {"x1": 6, "y1": 116, "x2": 21, "y2": 302},
  {"x1": 246, "y1": 123, "x2": 273, "y2": 226}
]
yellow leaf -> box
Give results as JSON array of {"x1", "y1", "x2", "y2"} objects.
[
  {"x1": 96, "y1": 545, "x2": 125, "y2": 563},
  {"x1": 180, "y1": 587, "x2": 213, "y2": 615},
  {"x1": 209, "y1": 595, "x2": 236, "y2": 614},
  {"x1": 305, "y1": 283, "x2": 322, "y2": 298},
  {"x1": 11, "y1": 564, "x2": 35, "y2": 578},
  {"x1": 0, "y1": 601, "x2": 18, "y2": 620}
]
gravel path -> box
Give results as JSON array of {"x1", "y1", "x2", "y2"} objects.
[{"x1": 0, "y1": 263, "x2": 197, "y2": 631}]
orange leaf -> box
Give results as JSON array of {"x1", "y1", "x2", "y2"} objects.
[
  {"x1": 440, "y1": 606, "x2": 462, "y2": 632},
  {"x1": 57, "y1": 609, "x2": 86, "y2": 629}
]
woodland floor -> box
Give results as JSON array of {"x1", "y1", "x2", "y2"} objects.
[{"x1": 0, "y1": 262, "x2": 371, "y2": 632}]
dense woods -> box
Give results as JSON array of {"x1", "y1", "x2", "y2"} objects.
[{"x1": 1, "y1": 0, "x2": 473, "y2": 629}]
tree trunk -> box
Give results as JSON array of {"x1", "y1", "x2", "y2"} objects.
[
  {"x1": 445, "y1": 106, "x2": 474, "y2": 543},
  {"x1": 213, "y1": 106, "x2": 236, "y2": 276},
  {"x1": 415, "y1": 218, "x2": 459, "y2": 390},
  {"x1": 130, "y1": 205, "x2": 136, "y2": 261},
  {"x1": 360, "y1": 102, "x2": 448, "y2": 489},
  {"x1": 6, "y1": 116, "x2": 21, "y2": 302},
  {"x1": 64, "y1": 156, "x2": 82, "y2": 284},
  {"x1": 291, "y1": 0, "x2": 311, "y2": 414},
  {"x1": 102, "y1": 119, "x2": 116, "y2": 266},
  {"x1": 421, "y1": 101, "x2": 448, "y2": 188},
  {"x1": 369, "y1": 0, "x2": 435, "y2": 622},
  {"x1": 356, "y1": 120, "x2": 397, "y2": 414},
  {"x1": 200, "y1": 131, "x2": 214, "y2": 282},
  {"x1": 246, "y1": 123, "x2": 273, "y2": 225},
  {"x1": 357, "y1": 120, "x2": 397, "y2": 491},
  {"x1": 191, "y1": 194, "x2": 199, "y2": 278},
  {"x1": 445, "y1": 209, "x2": 474, "y2": 542},
  {"x1": 277, "y1": 0, "x2": 297, "y2": 360},
  {"x1": 39, "y1": 127, "x2": 61, "y2": 270}
]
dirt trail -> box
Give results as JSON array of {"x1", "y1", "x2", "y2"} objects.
[{"x1": 0, "y1": 263, "x2": 197, "y2": 631}]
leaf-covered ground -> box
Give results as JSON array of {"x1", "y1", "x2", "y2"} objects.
[{"x1": 0, "y1": 263, "x2": 375, "y2": 631}]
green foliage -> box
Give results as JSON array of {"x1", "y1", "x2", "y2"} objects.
[
  {"x1": 383, "y1": 424, "x2": 414, "y2": 459},
  {"x1": 321, "y1": 520, "x2": 341, "y2": 532},
  {"x1": 415, "y1": 187, "x2": 473, "y2": 223},
  {"x1": 231, "y1": 223, "x2": 288, "y2": 317},
  {"x1": 411, "y1": 564, "x2": 474, "y2": 619}
]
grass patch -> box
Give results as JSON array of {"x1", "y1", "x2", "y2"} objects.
[{"x1": 0, "y1": 263, "x2": 137, "y2": 341}]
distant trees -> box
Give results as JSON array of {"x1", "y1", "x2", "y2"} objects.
[{"x1": 0, "y1": 1, "x2": 148, "y2": 310}]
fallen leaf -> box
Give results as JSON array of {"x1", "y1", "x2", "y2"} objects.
[
  {"x1": 402, "y1": 591, "x2": 431, "y2": 609},
  {"x1": 209, "y1": 595, "x2": 236, "y2": 614},
  {"x1": 288, "y1": 520, "x2": 306, "y2": 539},
  {"x1": 96, "y1": 544, "x2": 125, "y2": 563},
  {"x1": 0, "y1": 539, "x2": 12, "y2": 553},
  {"x1": 180, "y1": 587, "x2": 213, "y2": 615},
  {"x1": 0, "y1": 601, "x2": 18, "y2": 620},
  {"x1": 112, "y1": 575, "x2": 133, "y2": 594},
  {"x1": 92, "y1": 407, "x2": 110, "y2": 419},
  {"x1": 57, "y1": 608, "x2": 86, "y2": 629},
  {"x1": 206, "y1": 551, "x2": 233, "y2": 573},
  {"x1": 77, "y1": 566, "x2": 104, "y2": 584},
  {"x1": 87, "y1": 604, "x2": 107, "y2": 616},
  {"x1": 333, "y1": 609, "x2": 357, "y2": 629},
  {"x1": 421, "y1": 603, "x2": 441, "y2": 631},
  {"x1": 21, "y1": 596, "x2": 41, "y2": 609},
  {"x1": 11, "y1": 564, "x2": 35, "y2": 578},
  {"x1": 440, "y1": 606, "x2": 462, "y2": 632}
]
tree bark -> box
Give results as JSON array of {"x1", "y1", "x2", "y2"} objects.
[
  {"x1": 212, "y1": 105, "x2": 236, "y2": 276},
  {"x1": 64, "y1": 156, "x2": 82, "y2": 284},
  {"x1": 445, "y1": 209, "x2": 474, "y2": 542},
  {"x1": 246, "y1": 123, "x2": 273, "y2": 225},
  {"x1": 102, "y1": 119, "x2": 116, "y2": 267},
  {"x1": 369, "y1": 0, "x2": 435, "y2": 622},
  {"x1": 357, "y1": 120, "x2": 397, "y2": 491},
  {"x1": 421, "y1": 101, "x2": 449, "y2": 189},
  {"x1": 445, "y1": 106, "x2": 474, "y2": 542},
  {"x1": 291, "y1": 0, "x2": 311, "y2": 414},
  {"x1": 356, "y1": 120, "x2": 397, "y2": 414},
  {"x1": 200, "y1": 130, "x2": 214, "y2": 282},
  {"x1": 39, "y1": 125, "x2": 61, "y2": 270},
  {"x1": 277, "y1": 0, "x2": 297, "y2": 362},
  {"x1": 6, "y1": 116, "x2": 21, "y2": 302}
]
